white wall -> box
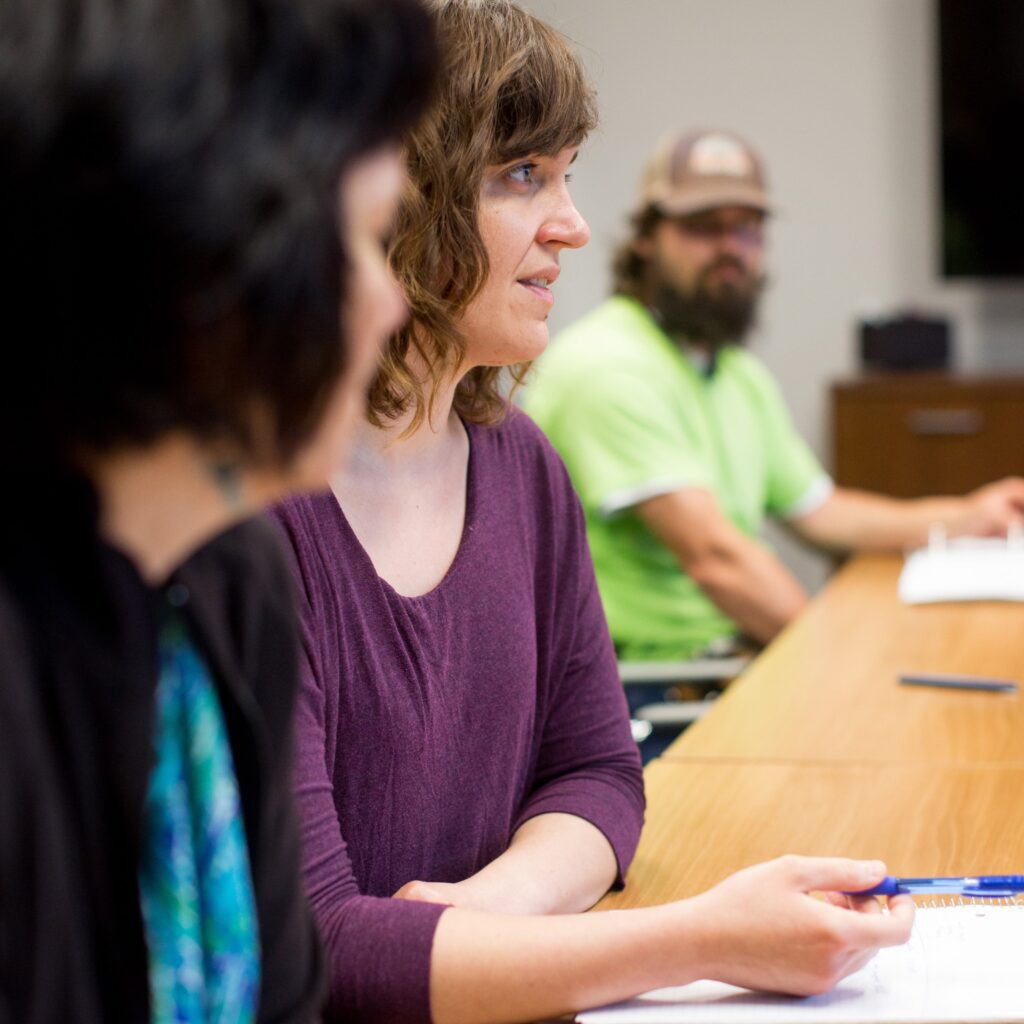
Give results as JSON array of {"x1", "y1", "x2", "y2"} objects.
[{"x1": 520, "y1": 0, "x2": 1024, "y2": 589}]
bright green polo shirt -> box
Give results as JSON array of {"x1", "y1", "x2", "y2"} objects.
[{"x1": 525, "y1": 295, "x2": 831, "y2": 661}]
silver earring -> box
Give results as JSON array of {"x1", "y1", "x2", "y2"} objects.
[{"x1": 208, "y1": 460, "x2": 246, "y2": 512}]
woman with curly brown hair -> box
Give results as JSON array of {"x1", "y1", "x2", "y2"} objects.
[{"x1": 271, "y1": 2, "x2": 913, "y2": 1022}]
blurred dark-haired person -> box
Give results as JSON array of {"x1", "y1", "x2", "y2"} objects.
[
  {"x1": 273, "y1": 14, "x2": 912, "y2": 1024},
  {"x1": 0, "y1": 0, "x2": 437, "y2": 1020},
  {"x1": 527, "y1": 128, "x2": 1024, "y2": 662}
]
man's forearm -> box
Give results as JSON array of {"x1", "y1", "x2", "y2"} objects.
[
  {"x1": 686, "y1": 538, "x2": 808, "y2": 645},
  {"x1": 794, "y1": 488, "x2": 973, "y2": 551},
  {"x1": 634, "y1": 490, "x2": 808, "y2": 646}
]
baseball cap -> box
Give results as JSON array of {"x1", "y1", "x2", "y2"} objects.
[{"x1": 636, "y1": 129, "x2": 772, "y2": 217}]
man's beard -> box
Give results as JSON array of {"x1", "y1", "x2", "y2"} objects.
[{"x1": 649, "y1": 257, "x2": 765, "y2": 350}]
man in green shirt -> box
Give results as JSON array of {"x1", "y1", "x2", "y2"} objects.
[{"x1": 527, "y1": 129, "x2": 1024, "y2": 661}]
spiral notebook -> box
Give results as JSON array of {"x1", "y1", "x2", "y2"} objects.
[{"x1": 578, "y1": 903, "x2": 1024, "y2": 1023}]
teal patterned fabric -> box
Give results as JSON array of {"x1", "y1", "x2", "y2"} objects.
[{"x1": 138, "y1": 606, "x2": 260, "y2": 1023}]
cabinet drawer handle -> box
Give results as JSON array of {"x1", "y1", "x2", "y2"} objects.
[{"x1": 905, "y1": 409, "x2": 983, "y2": 437}]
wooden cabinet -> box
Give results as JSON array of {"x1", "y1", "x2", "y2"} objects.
[{"x1": 831, "y1": 374, "x2": 1024, "y2": 497}]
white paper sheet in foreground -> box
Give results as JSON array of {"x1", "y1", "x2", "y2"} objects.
[{"x1": 578, "y1": 905, "x2": 1024, "y2": 1023}]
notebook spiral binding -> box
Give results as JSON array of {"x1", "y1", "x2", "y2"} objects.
[{"x1": 919, "y1": 894, "x2": 1024, "y2": 908}]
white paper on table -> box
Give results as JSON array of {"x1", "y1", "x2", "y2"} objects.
[
  {"x1": 898, "y1": 537, "x2": 1024, "y2": 604},
  {"x1": 578, "y1": 906, "x2": 1024, "y2": 1023}
]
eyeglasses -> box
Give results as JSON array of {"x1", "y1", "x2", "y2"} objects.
[{"x1": 670, "y1": 212, "x2": 766, "y2": 245}]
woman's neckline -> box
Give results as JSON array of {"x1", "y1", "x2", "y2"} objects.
[{"x1": 331, "y1": 417, "x2": 478, "y2": 602}]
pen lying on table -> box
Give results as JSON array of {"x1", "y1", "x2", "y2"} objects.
[
  {"x1": 899, "y1": 672, "x2": 1019, "y2": 693},
  {"x1": 848, "y1": 875, "x2": 1024, "y2": 897}
]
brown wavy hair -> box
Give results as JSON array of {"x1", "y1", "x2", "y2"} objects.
[{"x1": 368, "y1": 0, "x2": 597, "y2": 430}]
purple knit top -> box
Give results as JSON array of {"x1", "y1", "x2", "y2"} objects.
[{"x1": 271, "y1": 409, "x2": 645, "y2": 1023}]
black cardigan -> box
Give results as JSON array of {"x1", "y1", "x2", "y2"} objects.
[{"x1": 0, "y1": 478, "x2": 323, "y2": 1023}]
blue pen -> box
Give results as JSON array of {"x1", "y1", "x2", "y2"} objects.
[{"x1": 849, "y1": 875, "x2": 1024, "y2": 898}]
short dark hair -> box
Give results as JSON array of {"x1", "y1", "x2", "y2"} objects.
[{"x1": 0, "y1": 0, "x2": 438, "y2": 469}]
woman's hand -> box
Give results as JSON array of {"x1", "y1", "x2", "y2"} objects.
[
  {"x1": 422, "y1": 854, "x2": 914, "y2": 1024},
  {"x1": 677, "y1": 855, "x2": 915, "y2": 997},
  {"x1": 394, "y1": 879, "x2": 471, "y2": 908}
]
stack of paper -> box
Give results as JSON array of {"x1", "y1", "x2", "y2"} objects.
[{"x1": 898, "y1": 538, "x2": 1024, "y2": 604}]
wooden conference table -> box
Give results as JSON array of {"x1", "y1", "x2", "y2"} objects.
[{"x1": 598, "y1": 552, "x2": 1024, "y2": 909}]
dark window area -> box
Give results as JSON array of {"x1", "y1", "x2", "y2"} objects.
[{"x1": 939, "y1": 0, "x2": 1024, "y2": 278}]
